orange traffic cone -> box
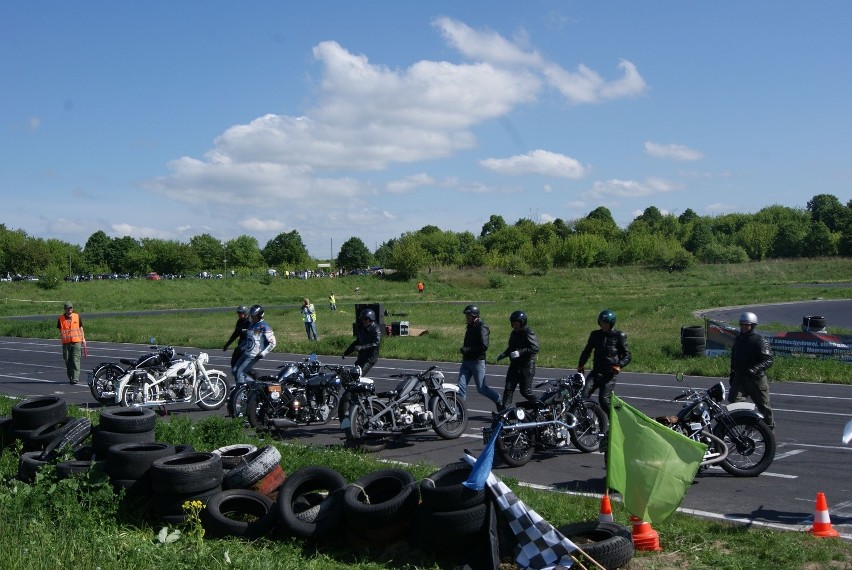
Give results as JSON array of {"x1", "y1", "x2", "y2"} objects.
[
  {"x1": 599, "y1": 494, "x2": 614, "y2": 523},
  {"x1": 807, "y1": 492, "x2": 840, "y2": 538},
  {"x1": 630, "y1": 516, "x2": 662, "y2": 551}
]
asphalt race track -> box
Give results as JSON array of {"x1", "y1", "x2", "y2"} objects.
[
  {"x1": 698, "y1": 297, "x2": 852, "y2": 330},
  {"x1": 1, "y1": 333, "x2": 850, "y2": 540}
]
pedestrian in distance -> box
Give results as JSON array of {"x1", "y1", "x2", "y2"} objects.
[
  {"x1": 577, "y1": 309, "x2": 631, "y2": 416},
  {"x1": 496, "y1": 310, "x2": 540, "y2": 408},
  {"x1": 417, "y1": 281, "x2": 424, "y2": 294},
  {"x1": 222, "y1": 305, "x2": 250, "y2": 371},
  {"x1": 301, "y1": 298, "x2": 319, "y2": 341},
  {"x1": 458, "y1": 305, "x2": 502, "y2": 411},
  {"x1": 729, "y1": 311, "x2": 775, "y2": 430},
  {"x1": 57, "y1": 301, "x2": 86, "y2": 384},
  {"x1": 343, "y1": 309, "x2": 381, "y2": 375},
  {"x1": 233, "y1": 305, "x2": 276, "y2": 384},
  {"x1": 328, "y1": 293, "x2": 337, "y2": 311}
]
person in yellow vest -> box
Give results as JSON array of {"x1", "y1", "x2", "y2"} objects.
[
  {"x1": 301, "y1": 298, "x2": 319, "y2": 341},
  {"x1": 57, "y1": 301, "x2": 86, "y2": 384}
]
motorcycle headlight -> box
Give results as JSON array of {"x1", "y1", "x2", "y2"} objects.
[
  {"x1": 513, "y1": 408, "x2": 526, "y2": 421},
  {"x1": 197, "y1": 353, "x2": 208, "y2": 365},
  {"x1": 707, "y1": 382, "x2": 726, "y2": 402},
  {"x1": 689, "y1": 401, "x2": 709, "y2": 420}
]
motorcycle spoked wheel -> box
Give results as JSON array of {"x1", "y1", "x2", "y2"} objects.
[
  {"x1": 431, "y1": 392, "x2": 468, "y2": 440},
  {"x1": 713, "y1": 416, "x2": 776, "y2": 477},
  {"x1": 496, "y1": 424, "x2": 535, "y2": 467},
  {"x1": 120, "y1": 381, "x2": 160, "y2": 408},
  {"x1": 246, "y1": 390, "x2": 294, "y2": 430},
  {"x1": 197, "y1": 372, "x2": 229, "y2": 411},
  {"x1": 90, "y1": 363, "x2": 124, "y2": 405},
  {"x1": 345, "y1": 400, "x2": 390, "y2": 453},
  {"x1": 227, "y1": 383, "x2": 250, "y2": 418},
  {"x1": 569, "y1": 400, "x2": 609, "y2": 453}
]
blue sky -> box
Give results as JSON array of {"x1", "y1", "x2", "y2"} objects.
[{"x1": 3, "y1": 2, "x2": 850, "y2": 259}]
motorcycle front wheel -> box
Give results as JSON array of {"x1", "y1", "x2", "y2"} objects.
[
  {"x1": 91, "y1": 363, "x2": 124, "y2": 405},
  {"x1": 569, "y1": 400, "x2": 609, "y2": 453},
  {"x1": 345, "y1": 400, "x2": 389, "y2": 453},
  {"x1": 431, "y1": 392, "x2": 468, "y2": 439},
  {"x1": 197, "y1": 372, "x2": 229, "y2": 411},
  {"x1": 713, "y1": 416, "x2": 776, "y2": 477},
  {"x1": 496, "y1": 424, "x2": 535, "y2": 467}
]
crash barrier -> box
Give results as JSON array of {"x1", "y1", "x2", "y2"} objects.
[
  {"x1": 1, "y1": 397, "x2": 636, "y2": 568},
  {"x1": 706, "y1": 318, "x2": 852, "y2": 362}
]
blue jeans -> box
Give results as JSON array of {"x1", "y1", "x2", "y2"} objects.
[
  {"x1": 458, "y1": 359, "x2": 500, "y2": 405},
  {"x1": 233, "y1": 353, "x2": 262, "y2": 384},
  {"x1": 305, "y1": 321, "x2": 318, "y2": 341}
]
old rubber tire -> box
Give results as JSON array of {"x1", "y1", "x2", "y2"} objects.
[
  {"x1": 152, "y1": 486, "x2": 221, "y2": 523},
  {"x1": 18, "y1": 450, "x2": 52, "y2": 483},
  {"x1": 680, "y1": 325, "x2": 705, "y2": 338},
  {"x1": 99, "y1": 408, "x2": 157, "y2": 433},
  {"x1": 150, "y1": 452, "x2": 223, "y2": 494},
  {"x1": 419, "y1": 462, "x2": 484, "y2": 512},
  {"x1": 12, "y1": 397, "x2": 67, "y2": 430},
  {"x1": 201, "y1": 489, "x2": 277, "y2": 539},
  {"x1": 222, "y1": 445, "x2": 281, "y2": 490},
  {"x1": 92, "y1": 426, "x2": 155, "y2": 457},
  {"x1": 106, "y1": 442, "x2": 177, "y2": 480},
  {"x1": 343, "y1": 468, "x2": 419, "y2": 528},
  {"x1": 556, "y1": 521, "x2": 634, "y2": 570},
  {"x1": 212, "y1": 444, "x2": 259, "y2": 470},
  {"x1": 415, "y1": 502, "x2": 488, "y2": 536},
  {"x1": 276, "y1": 465, "x2": 347, "y2": 538},
  {"x1": 40, "y1": 417, "x2": 92, "y2": 459},
  {"x1": 56, "y1": 459, "x2": 95, "y2": 479}
]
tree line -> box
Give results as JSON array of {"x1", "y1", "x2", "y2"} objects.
[{"x1": 1, "y1": 193, "x2": 849, "y2": 286}]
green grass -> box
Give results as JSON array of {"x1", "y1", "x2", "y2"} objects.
[{"x1": 2, "y1": 258, "x2": 850, "y2": 382}]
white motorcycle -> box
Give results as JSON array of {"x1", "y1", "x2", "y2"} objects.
[{"x1": 115, "y1": 351, "x2": 229, "y2": 411}]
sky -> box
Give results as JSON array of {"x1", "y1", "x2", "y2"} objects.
[{"x1": 2, "y1": 2, "x2": 851, "y2": 260}]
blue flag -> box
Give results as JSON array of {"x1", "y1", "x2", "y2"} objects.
[{"x1": 463, "y1": 421, "x2": 502, "y2": 491}]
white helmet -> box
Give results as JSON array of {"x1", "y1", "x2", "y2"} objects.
[{"x1": 739, "y1": 311, "x2": 758, "y2": 326}]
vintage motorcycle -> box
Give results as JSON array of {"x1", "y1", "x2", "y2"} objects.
[
  {"x1": 245, "y1": 356, "x2": 342, "y2": 431},
  {"x1": 88, "y1": 345, "x2": 176, "y2": 405},
  {"x1": 227, "y1": 353, "x2": 322, "y2": 419},
  {"x1": 341, "y1": 365, "x2": 468, "y2": 452},
  {"x1": 115, "y1": 351, "x2": 229, "y2": 411},
  {"x1": 483, "y1": 372, "x2": 606, "y2": 467},
  {"x1": 654, "y1": 372, "x2": 776, "y2": 477}
]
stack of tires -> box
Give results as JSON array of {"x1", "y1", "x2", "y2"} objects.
[
  {"x1": 150, "y1": 452, "x2": 224, "y2": 523},
  {"x1": 106, "y1": 442, "x2": 177, "y2": 500},
  {"x1": 680, "y1": 325, "x2": 706, "y2": 357},
  {"x1": 343, "y1": 468, "x2": 420, "y2": 549},
  {"x1": 221, "y1": 445, "x2": 285, "y2": 499},
  {"x1": 93, "y1": 408, "x2": 157, "y2": 459}
]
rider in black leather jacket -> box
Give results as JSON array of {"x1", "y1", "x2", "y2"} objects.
[
  {"x1": 343, "y1": 309, "x2": 382, "y2": 375},
  {"x1": 497, "y1": 310, "x2": 540, "y2": 408},
  {"x1": 578, "y1": 309, "x2": 631, "y2": 416}
]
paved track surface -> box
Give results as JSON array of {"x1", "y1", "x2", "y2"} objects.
[
  {"x1": 698, "y1": 298, "x2": 852, "y2": 330},
  {"x1": 1, "y1": 335, "x2": 850, "y2": 540}
]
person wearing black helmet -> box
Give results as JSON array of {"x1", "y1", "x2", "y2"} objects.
[
  {"x1": 577, "y1": 309, "x2": 631, "y2": 416},
  {"x1": 496, "y1": 310, "x2": 540, "y2": 408},
  {"x1": 233, "y1": 304, "x2": 277, "y2": 384},
  {"x1": 729, "y1": 311, "x2": 774, "y2": 429},
  {"x1": 458, "y1": 305, "x2": 502, "y2": 411},
  {"x1": 223, "y1": 305, "x2": 251, "y2": 372},
  {"x1": 343, "y1": 308, "x2": 382, "y2": 375}
]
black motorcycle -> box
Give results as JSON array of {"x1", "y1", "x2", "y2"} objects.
[
  {"x1": 341, "y1": 365, "x2": 468, "y2": 452},
  {"x1": 655, "y1": 373, "x2": 776, "y2": 477},
  {"x1": 245, "y1": 356, "x2": 342, "y2": 432},
  {"x1": 88, "y1": 345, "x2": 176, "y2": 405},
  {"x1": 483, "y1": 372, "x2": 608, "y2": 467},
  {"x1": 228, "y1": 353, "x2": 319, "y2": 419}
]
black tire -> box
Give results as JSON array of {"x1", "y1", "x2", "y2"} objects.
[
  {"x1": 344, "y1": 400, "x2": 390, "y2": 453},
  {"x1": 106, "y1": 442, "x2": 177, "y2": 480},
  {"x1": 197, "y1": 371, "x2": 229, "y2": 411},
  {"x1": 570, "y1": 401, "x2": 609, "y2": 453},
  {"x1": 92, "y1": 426, "x2": 155, "y2": 457},
  {"x1": 90, "y1": 363, "x2": 124, "y2": 404},
  {"x1": 337, "y1": 389, "x2": 354, "y2": 423},
  {"x1": 152, "y1": 486, "x2": 221, "y2": 523},
  {"x1": 1, "y1": 416, "x2": 14, "y2": 449},
  {"x1": 431, "y1": 392, "x2": 468, "y2": 440},
  {"x1": 150, "y1": 452, "x2": 224, "y2": 494},
  {"x1": 343, "y1": 468, "x2": 419, "y2": 528},
  {"x1": 201, "y1": 489, "x2": 277, "y2": 539},
  {"x1": 496, "y1": 423, "x2": 535, "y2": 467},
  {"x1": 680, "y1": 325, "x2": 705, "y2": 339},
  {"x1": 556, "y1": 521, "x2": 634, "y2": 570},
  {"x1": 227, "y1": 383, "x2": 251, "y2": 418},
  {"x1": 419, "y1": 462, "x2": 484, "y2": 512},
  {"x1": 802, "y1": 316, "x2": 827, "y2": 330},
  {"x1": 40, "y1": 417, "x2": 92, "y2": 459},
  {"x1": 56, "y1": 460, "x2": 95, "y2": 480},
  {"x1": 276, "y1": 465, "x2": 348, "y2": 539},
  {"x1": 112, "y1": 477, "x2": 153, "y2": 501},
  {"x1": 714, "y1": 416, "x2": 776, "y2": 477},
  {"x1": 212, "y1": 444, "x2": 259, "y2": 470},
  {"x1": 680, "y1": 337, "x2": 707, "y2": 349},
  {"x1": 99, "y1": 408, "x2": 157, "y2": 433},
  {"x1": 26, "y1": 417, "x2": 75, "y2": 449},
  {"x1": 222, "y1": 445, "x2": 282, "y2": 490},
  {"x1": 415, "y1": 502, "x2": 488, "y2": 536},
  {"x1": 12, "y1": 396, "x2": 67, "y2": 430},
  {"x1": 18, "y1": 450, "x2": 52, "y2": 483}
]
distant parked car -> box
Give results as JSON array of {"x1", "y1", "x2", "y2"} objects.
[{"x1": 146, "y1": 272, "x2": 161, "y2": 281}]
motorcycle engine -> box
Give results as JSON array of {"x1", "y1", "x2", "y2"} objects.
[
  {"x1": 289, "y1": 395, "x2": 309, "y2": 423},
  {"x1": 399, "y1": 403, "x2": 428, "y2": 425}
]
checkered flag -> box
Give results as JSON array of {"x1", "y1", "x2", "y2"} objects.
[{"x1": 464, "y1": 453, "x2": 578, "y2": 569}]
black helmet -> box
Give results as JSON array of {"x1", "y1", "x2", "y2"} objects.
[
  {"x1": 249, "y1": 304, "x2": 264, "y2": 318},
  {"x1": 463, "y1": 305, "x2": 480, "y2": 317},
  {"x1": 598, "y1": 309, "x2": 616, "y2": 326},
  {"x1": 359, "y1": 309, "x2": 376, "y2": 322},
  {"x1": 237, "y1": 305, "x2": 248, "y2": 314},
  {"x1": 509, "y1": 310, "x2": 527, "y2": 327}
]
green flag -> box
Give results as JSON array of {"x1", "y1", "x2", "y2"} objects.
[{"x1": 606, "y1": 393, "x2": 707, "y2": 523}]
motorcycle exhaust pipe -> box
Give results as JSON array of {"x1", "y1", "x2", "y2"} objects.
[
  {"x1": 699, "y1": 430, "x2": 730, "y2": 467},
  {"x1": 270, "y1": 418, "x2": 300, "y2": 428}
]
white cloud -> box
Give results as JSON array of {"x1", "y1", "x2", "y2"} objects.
[
  {"x1": 704, "y1": 203, "x2": 737, "y2": 214},
  {"x1": 239, "y1": 218, "x2": 288, "y2": 233},
  {"x1": 480, "y1": 149, "x2": 589, "y2": 178},
  {"x1": 542, "y1": 59, "x2": 647, "y2": 104},
  {"x1": 110, "y1": 223, "x2": 172, "y2": 239},
  {"x1": 644, "y1": 141, "x2": 703, "y2": 161},
  {"x1": 386, "y1": 173, "x2": 435, "y2": 194},
  {"x1": 585, "y1": 177, "x2": 680, "y2": 199},
  {"x1": 28, "y1": 117, "x2": 41, "y2": 130}
]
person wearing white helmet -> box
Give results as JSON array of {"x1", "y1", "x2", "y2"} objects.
[
  {"x1": 233, "y1": 305, "x2": 276, "y2": 384},
  {"x1": 729, "y1": 311, "x2": 775, "y2": 429}
]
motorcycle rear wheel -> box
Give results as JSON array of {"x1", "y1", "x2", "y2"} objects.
[
  {"x1": 90, "y1": 363, "x2": 124, "y2": 405},
  {"x1": 496, "y1": 424, "x2": 535, "y2": 467},
  {"x1": 345, "y1": 400, "x2": 389, "y2": 453},
  {"x1": 431, "y1": 392, "x2": 468, "y2": 440},
  {"x1": 246, "y1": 390, "x2": 293, "y2": 430},
  {"x1": 570, "y1": 401, "x2": 609, "y2": 453},
  {"x1": 197, "y1": 372, "x2": 229, "y2": 411},
  {"x1": 714, "y1": 416, "x2": 776, "y2": 477},
  {"x1": 120, "y1": 381, "x2": 159, "y2": 408}
]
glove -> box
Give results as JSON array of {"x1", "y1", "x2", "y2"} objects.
[
  {"x1": 510, "y1": 350, "x2": 520, "y2": 360},
  {"x1": 496, "y1": 352, "x2": 507, "y2": 361},
  {"x1": 747, "y1": 367, "x2": 758, "y2": 376},
  {"x1": 353, "y1": 345, "x2": 363, "y2": 352},
  {"x1": 577, "y1": 365, "x2": 585, "y2": 374},
  {"x1": 611, "y1": 365, "x2": 621, "y2": 375},
  {"x1": 460, "y1": 346, "x2": 469, "y2": 355}
]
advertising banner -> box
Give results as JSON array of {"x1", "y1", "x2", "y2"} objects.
[{"x1": 706, "y1": 320, "x2": 852, "y2": 362}]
